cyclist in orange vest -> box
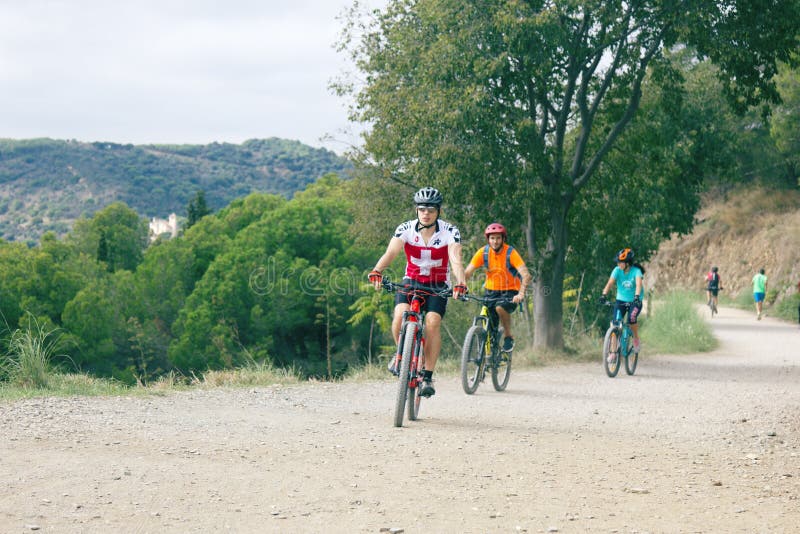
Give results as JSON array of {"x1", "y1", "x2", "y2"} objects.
[{"x1": 464, "y1": 223, "x2": 532, "y2": 352}]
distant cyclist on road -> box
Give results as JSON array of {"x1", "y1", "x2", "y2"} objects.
[
  {"x1": 706, "y1": 266, "x2": 723, "y2": 310},
  {"x1": 464, "y1": 222, "x2": 532, "y2": 352},
  {"x1": 599, "y1": 248, "x2": 645, "y2": 356},
  {"x1": 368, "y1": 186, "x2": 467, "y2": 398},
  {"x1": 752, "y1": 268, "x2": 768, "y2": 320}
]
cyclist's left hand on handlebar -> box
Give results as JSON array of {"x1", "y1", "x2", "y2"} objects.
[
  {"x1": 512, "y1": 293, "x2": 525, "y2": 304},
  {"x1": 453, "y1": 284, "x2": 468, "y2": 300},
  {"x1": 633, "y1": 296, "x2": 642, "y2": 308}
]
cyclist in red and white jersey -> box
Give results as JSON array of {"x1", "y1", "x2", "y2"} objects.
[{"x1": 368, "y1": 187, "x2": 467, "y2": 397}]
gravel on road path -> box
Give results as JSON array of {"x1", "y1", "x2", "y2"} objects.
[{"x1": 2, "y1": 306, "x2": 799, "y2": 533}]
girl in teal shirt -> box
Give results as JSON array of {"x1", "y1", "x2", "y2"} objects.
[{"x1": 600, "y1": 248, "x2": 645, "y2": 355}]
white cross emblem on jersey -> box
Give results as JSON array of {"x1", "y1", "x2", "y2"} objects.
[{"x1": 410, "y1": 249, "x2": 442, "y2": 276}]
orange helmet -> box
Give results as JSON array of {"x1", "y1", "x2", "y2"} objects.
[
  {"x1": 615, "y1": 248, "x2": 634, "y2": 263},
  {"x1": 484, "y1": 222, "x2": 507, "y2": 240}
]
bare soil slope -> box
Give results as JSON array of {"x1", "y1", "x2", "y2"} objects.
[
  {"x1": 646, "y1": 187, "x2": 800, "y2": 302},
  {"x1": 2, "y1": 307, "x2": 800, "y2": 533}
]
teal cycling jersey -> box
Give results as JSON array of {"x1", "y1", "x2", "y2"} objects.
[{"x1": 612, "y1": 265, "x2": 643, "y2": 303}]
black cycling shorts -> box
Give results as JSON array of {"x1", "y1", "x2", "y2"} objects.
[
  {"x1": 613, "y1": 300, "x2": 642, "y2": 325},
  {"x1": 394, "y1": 279, "x2": 449, "y2": 317},
  {"x1": 485, "y1": 289, "x2": 519, "y2": 313}
]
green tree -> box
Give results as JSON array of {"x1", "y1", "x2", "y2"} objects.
[
  {"x1": 0, "y1": 242, "x2": 38, "y2": 330},
  {"x1": 771, "y1": 62, "x2": 800, "y2": 184},
  {"x1": 568, "y1": 51, "x2": 752, "y2": 311},
  {"x1": 61, "y1": 271, "x2": 137, "y2": 379},
  {"x1": 0, "y1": 234, "x2": 102, "y2": 335},
  {"x1": 97, "y1": 230, "x2": 109, "y2": 266},
  {"x1": 70, "y1": 202, "x2": 148, "y2": 272},
  {"x1": 185, "y1": 190, "x2": 212, "y2": 230},
  {"x1": 348, "y1": 283, "x2": 393, "y2": 365},
  {"x1": 312, "y1": 250, "x2": 350, "y2": 379},
  {"x1": 339, "y1": 0, "x2": 800, "y2": 349},
  {"x1": 124, "y1": 238, "x2": 199, "y2": 379},
  {"x1": 168, "y1": 176, "x2": 375, "y2": 377},
  {"x1": 133, "y1": 239, "x2": 196, "y2": 328}
]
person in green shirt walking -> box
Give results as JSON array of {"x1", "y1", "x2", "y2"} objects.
[{"x1": 752, "y1": 268, "x2": 768, "y2": 320}]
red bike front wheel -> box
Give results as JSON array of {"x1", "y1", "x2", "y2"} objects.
[{"x1": 393, "y1": 323, "x2": 417, "y2": 427}]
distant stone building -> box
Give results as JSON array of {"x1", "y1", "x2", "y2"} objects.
[{"x1": 149, "y1": 213, "x2": 179, "y2": 242}]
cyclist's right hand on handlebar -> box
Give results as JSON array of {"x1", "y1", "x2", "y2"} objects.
[
  {"x1": 598, "y1": 294, "x2": 608, "y2": 305},
  {"x1": 368, "y1": 270, "x2": 382, "y2": 290},
  {"x1": 453, "y1": 284, "x2": 468, "y2": 300}
]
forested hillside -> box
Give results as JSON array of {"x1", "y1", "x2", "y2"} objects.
[
  {"x1": 0, "y1": 138, "x2": 351, "y2": 243},
  {"x1": 0, "y1": 176, "x2": 384, "y2": 384}
]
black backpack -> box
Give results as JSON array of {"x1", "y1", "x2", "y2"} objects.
[{"x1": 708, "y1": 272, "x2": 719, "y2": 289}]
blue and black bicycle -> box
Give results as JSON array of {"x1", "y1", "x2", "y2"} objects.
[{"x1": 601, "y1": 299, "x2": 638, "y2": 377}]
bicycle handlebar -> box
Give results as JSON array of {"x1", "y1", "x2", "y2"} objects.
[
  {"x1": 459, "y1": 293, "x2": 515, "y2": 307},
  {"x1": 601, "y1": 299, "x2": 642, "y2": 307},
  {"x1": 381, "y1": 277, "x2": 454, "y2": 298}
]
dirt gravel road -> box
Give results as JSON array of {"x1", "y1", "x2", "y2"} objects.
[{"x1": 2, "y1": 306, "x2": 800, "y2": 533}]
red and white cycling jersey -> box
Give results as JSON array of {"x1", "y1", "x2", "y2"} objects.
[{"x1": 393, "y1": 219, "x2": 461, "y2": 285}]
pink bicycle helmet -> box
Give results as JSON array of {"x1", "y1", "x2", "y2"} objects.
[{"x1": 484, "y1": 222, "x2": 507, "y2": 239}]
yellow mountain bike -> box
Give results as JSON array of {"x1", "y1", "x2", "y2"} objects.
[{"x1": 459, "y1": 295, "x2": 513, "y2": 394}]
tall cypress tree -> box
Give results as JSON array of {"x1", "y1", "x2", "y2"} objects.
[
  {"x1": 186, "y1": 190, "x2": 211, "y2": 230},
  {"x1": 97, "y1": 230, "x2": 109, "y2": 268}
]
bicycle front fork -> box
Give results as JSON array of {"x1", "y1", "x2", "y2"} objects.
[
  {"x1": 619, "y1": 329, "x2": 631, "y2": 355},
  {"x1": 396, "y1": 330, "x2": 425, "y2": 385}
]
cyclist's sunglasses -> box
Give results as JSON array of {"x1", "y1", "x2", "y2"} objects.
[{"x1": 416, "y1": 205, "x2": 438, "y2": 213}]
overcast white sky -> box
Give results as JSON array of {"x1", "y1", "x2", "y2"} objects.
[{"x1": 0, "y1": 1, "x2": 384, "y2": 154}]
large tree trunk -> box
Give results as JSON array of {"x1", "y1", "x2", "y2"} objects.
[
  {"x1": 528, "y1": 205, "x2": 568, "y2": 350},
  {"x1": 532, "y1": 257, "x2": 566, "y2": 349}
]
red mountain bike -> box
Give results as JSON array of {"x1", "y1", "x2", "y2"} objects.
[{"x1": 382, "y1": 278, "x2": 452, "y2": 427}]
